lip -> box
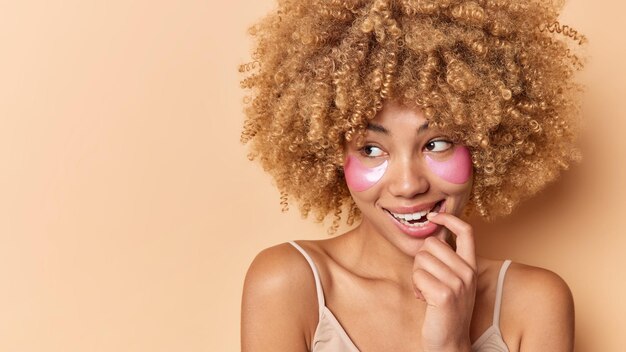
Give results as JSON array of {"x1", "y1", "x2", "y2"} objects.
[{"x1": 383, "y1": 200, "x2": 446, "y2": 239}]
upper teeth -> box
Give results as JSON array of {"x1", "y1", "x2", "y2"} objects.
[{"x1": 390, "y1": 209, "x2": 430, "y2": 221}]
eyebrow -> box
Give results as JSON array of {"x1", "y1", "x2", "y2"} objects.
[
  {"x1": 366, "y1": 123, "x2": 390, "y2": 134},
  {"x1": 366, "y1": 121, "x2": 429, "y2": 136}
]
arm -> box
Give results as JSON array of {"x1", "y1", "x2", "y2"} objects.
[
  {"x1": 241, "y1": 244, "x2": 317, "y2": 352},
  {"x1": 517, "y1": 267, "x2": 575, "y2": 352}
]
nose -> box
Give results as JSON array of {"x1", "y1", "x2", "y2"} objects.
[{"x1": 386, "y1": 157, "x2": 430, "y2": 199}]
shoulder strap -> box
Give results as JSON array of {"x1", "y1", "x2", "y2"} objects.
[
  {"x1": 288, "y1": 241, "x2": 326, "y2": 317},
  {"x1": 493, "y1": 259, "x2": 513, "y2": 328}
]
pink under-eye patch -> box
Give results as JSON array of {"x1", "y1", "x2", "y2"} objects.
[
  {"x1": 344, "y1": 155, "x2": 388, "y2": 192},
  {"x1": 424, "y1": 146, "x2": 472, "y2": 184}
]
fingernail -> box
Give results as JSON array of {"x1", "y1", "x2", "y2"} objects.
[{"x1": 426, "y1": 212, "x2": 438, "y2": 220}]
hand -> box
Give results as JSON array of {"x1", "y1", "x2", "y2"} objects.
[{"x1": 412, "y1": 212, "x2": 478, "y2": 352}]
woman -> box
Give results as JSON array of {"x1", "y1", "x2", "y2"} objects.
[{"x1": 239, "y1": 0, "x2": 584, "y2": 351}]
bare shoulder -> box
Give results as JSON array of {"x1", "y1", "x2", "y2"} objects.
[
  {"x1": 504, "y1": 262, "x2": 575, "y2": 352},
  {"x1": 506, "y1": 262, "x2": 575, "y2": 318},
  {"x1": 241, "y1": 242, "x2": 318, "y2": 352},
  {"x1": 243, "y1": 242, "x2": 319, "y2": 298}
]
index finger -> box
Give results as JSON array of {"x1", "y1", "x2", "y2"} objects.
[{"x1": 426, "y1": 212, "x2": 477, "y2": 270}]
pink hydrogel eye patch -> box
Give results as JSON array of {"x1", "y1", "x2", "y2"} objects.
[
  {"x1": 344, "y1": 155, "x2": 388, "y2": 192},
  {"x1": 425, "y1": 146, "x2": 472, "y2": 184}
]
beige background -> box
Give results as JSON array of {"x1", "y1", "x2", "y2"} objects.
[{"x1": 0, "y1": 0, "x2": 624, "y2": 351}]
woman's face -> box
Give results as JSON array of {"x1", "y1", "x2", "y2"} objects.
[{"x1": 344, "y1": 102, "x2": 473, "y2": 255}]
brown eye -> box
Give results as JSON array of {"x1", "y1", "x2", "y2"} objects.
[
  {"x1": 361, "y1": 145, "x2": 384, "y2": 157},
  {"x1": 425, "y1": 140, "x2": 453, "y2": 152}
]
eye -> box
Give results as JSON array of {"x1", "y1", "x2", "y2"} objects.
[
  {"x1": 425, "y1": 140, "x2": 453, "y2": 152},
  {"x1": 360, "y1": 145, "x2": 385, "y2": 157}
]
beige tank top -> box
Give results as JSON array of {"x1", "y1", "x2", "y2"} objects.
[{"x1": 289, "y1": 241, "x2": 512, "y2": 352}]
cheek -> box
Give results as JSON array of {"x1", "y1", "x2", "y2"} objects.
[
  {"x1": 425, "y1": 146, "x2": 472, "y2": 184},
  {"x1": 344, "y1": 155, "x2": 388, "y2": 192}
]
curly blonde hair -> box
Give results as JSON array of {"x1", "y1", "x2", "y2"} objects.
[{"x1": 239, "y1": 0, "x2": 585, "y2": 234}]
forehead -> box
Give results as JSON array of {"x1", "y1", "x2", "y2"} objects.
[
  {"x1": 371, "y1": 102, "x2": 428, "y2": 127},
  {"x1": 367, "y1": 102, "x2": 430, "y2": 135}
]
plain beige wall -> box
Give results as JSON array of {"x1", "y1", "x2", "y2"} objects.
[{"x1": 0, "y1": 0, "x2": 624, "y2": 351}]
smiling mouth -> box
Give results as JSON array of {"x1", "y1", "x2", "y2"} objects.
[{"x1": 384, "y1": 200, "x2": 444, "y2": 228}]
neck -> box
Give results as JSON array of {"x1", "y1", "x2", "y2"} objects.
[{"x1": 345, "y1": 219, "x2": 418, "y2": 292}]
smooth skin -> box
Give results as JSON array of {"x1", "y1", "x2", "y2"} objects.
[{"x1": 241, "y1": 102, "x2": 575, "y2": 352}]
